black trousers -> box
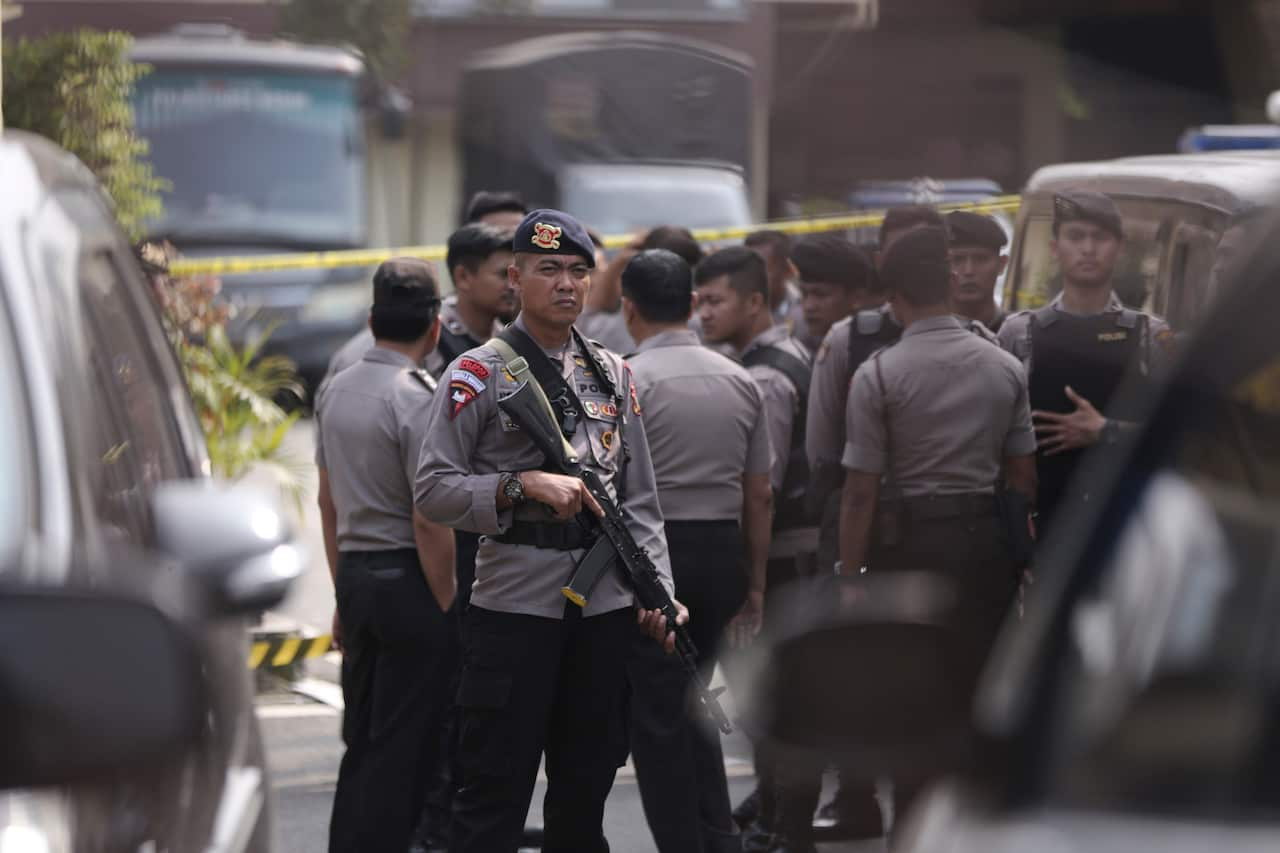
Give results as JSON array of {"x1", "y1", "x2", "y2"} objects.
[
  {"x1": 451, "y1": 604, "x2": 634, "y2": 853},
  {"x1": 328, "y1": 549, "x2": 453, "y2": 853},
  {"x1": 774, "y1": 513, "x2": 1018, "y2": 841},
  {"x1": 415, "y1": 529, "x2": 483, "y2": 843},
  {"x1": 629, "y1": 521, "x2": 748, "y2": 853}
]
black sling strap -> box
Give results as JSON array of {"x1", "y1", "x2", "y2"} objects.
[
  {"x1": 741, "y1": 345, "x2": 811, "y2": 436},
  {"x1": 498, "y1": 324, "x2": 584, "y2": 437}
]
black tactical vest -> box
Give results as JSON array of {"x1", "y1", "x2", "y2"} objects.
[
  {"x1": 742, "y1": 345, "x2": 813, "y2": 531},
  {"x1": 1028, "y1": 305, "x2": 1150, "y2": 532}
]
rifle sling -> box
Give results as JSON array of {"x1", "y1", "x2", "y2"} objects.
[{"x1": 498, "y1": 325, "x2": 586, "y2": 439}]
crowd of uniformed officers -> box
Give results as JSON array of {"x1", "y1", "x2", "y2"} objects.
[{"x1": 313, "y1": 185, "x2": 1172, "y2": 853}]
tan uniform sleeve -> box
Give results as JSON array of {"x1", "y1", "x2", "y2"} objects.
[
  {"x1": 842, "y1": 361, "x2": 887, "y2": 474},
  {"x1": 617, "y1": 361, "x2": 674, "y2": 598},
  {"x1": 749, "y1": 364, "x2": 797, "y2": 493},
  {"x1": 414, "y1": 356, "x2": 512, "y2": 535},
  {"x1": 745, "y1": 379, "x2": 773, "y2": 477},
  {"x1": 806, "y1": 322, "x2": 852, "y2": 469}
]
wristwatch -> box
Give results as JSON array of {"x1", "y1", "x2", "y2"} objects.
[{"x1": 500, "y1": 472, "x2": 526, "y2": 505}]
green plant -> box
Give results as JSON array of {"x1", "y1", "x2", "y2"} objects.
[
  {"x1": 138, "y1": 242, "x2": 308, "y2": 509},
  {"x1": 278, "y1": 0, "x2": 411, "y2": 81},
  {"x1": 2, "y1": 30, "x2": 166, "y2": 240}
]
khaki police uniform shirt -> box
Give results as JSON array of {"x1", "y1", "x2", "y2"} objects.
[
  {"x1": 996, "y1": 291, "x2": 1173, "y2": 374},
  {"x1": 314, "y1": 347, "x2": 436, "y2": 550},
  {"x1": 414, "y1": 317, "x2": 672, "y2": 619},
  {"x1": 806, "y1": 315, "x2": 858, "y2": 473},
  {"x1": 578, "y1": 308, "x2": 637, "y2": 356},
  {"x1": 628, "y1": 328, "x2": 773, "y2": 521},
  {"x1": 739, "y1": 324, "x2": 811, "y2": 494},
  {"x1": 844, "y1": 315, "x2": 1036, "y2": 496}
]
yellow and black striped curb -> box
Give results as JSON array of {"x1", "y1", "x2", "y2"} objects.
[
  {"x1": 249, "y1": 633, "x2": 334, "y2": 670},
  {"x1": 169, "y1": 196, "x2": 1023, "y2": 277}
]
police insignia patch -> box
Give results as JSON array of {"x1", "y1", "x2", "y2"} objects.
[
  {"x1": 458, "y1": 358, "x2": 490, "y2": 380},
  {"x1": 531, "y1": 223, "x2": 562, "y2": 250},
  {"x1": 601, "y1": 430, "x2": 614, "y2": 450},
  {"x1": 448, "y1": 374, "x2": 483, "y2": 418},
  {"x1": 1097, "y1": 331, "x2": 1128, "y2": 343},
  {"x1": 630, "y1": 382, "x2": 642, "y2": 416},
  {"x1": 584, "y1": 400, "x2": 601, "y2": 418}
]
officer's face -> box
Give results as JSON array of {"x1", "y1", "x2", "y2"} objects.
[
  {"x1": 799, "y1": 280, "x2": 862, "y2": 341},
  {"x1": 463, "y1": 249, "x2": 516, "y2": 315},
  {"x1": 696, "y1": 275, "x2": 756, "y2": 344},
  {"x1": 948, "y1": 247, "x2": 1007, "y2": 305},
  {"x1": 509, "y1": 253, "x2": 591, "y2": 327},
  {"x1": 1052, "y1": 222, "x2": 1121, "y2": 287}
]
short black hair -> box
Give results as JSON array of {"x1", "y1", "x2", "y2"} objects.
[
  {"x1": 446, "y1": 223, "x2": 514, "y2": 278},
  {"x1": 791, "y1": 234, "x2": 875, "y2": 292},
  {"x1": 464, "y1": 190, "x2": 527, "y2": 223},
  {"x1": 879, "y1": 226, "x2": 951, "y2": 307},
  {"x1": 879, "y1": 205, "x2": 945, "y2": 249},
  {"x1": 694, "y1": 246, "x2": 768, "y2": 302},
  {"x1": 744, "y1": 229, "x2": 792, "y2": 260},
  {"x1": 370, "y1": 259, "x2": 440, "y2": 342},
  {"x1": 642, "y1": 225, "x2": 704, "y2": 267},
  {"x1": 622, "y1": 249, "x2": 693, "y2": 324}
]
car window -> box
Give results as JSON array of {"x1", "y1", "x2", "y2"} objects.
[
  {"x1": 1046, "y1": 354, "x2": 1280, "y2": 816},
  {"x1": 1009, "y1": 200, "x2": 1227, "y2": 326},
  {"x1": 81, "y1": 250, "x2": 187, "y2": 544}
]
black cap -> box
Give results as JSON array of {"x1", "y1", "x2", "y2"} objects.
[
  {"x1": 1053, "y1": 190, "x2": 1123, "y2": 239},
  {"x1": 945, "y1": 210, "x2": 1008, "y2": 252},
  {"x1": 372, "y1": 257, "x2": 441, "y2": 311},
  {"x1": 512, "y1": 209, "x2": 596, "y2": 268}
]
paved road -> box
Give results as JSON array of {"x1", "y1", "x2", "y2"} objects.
[{"x1": 252, "y1": 418, "x2": 890, "y2": 851}]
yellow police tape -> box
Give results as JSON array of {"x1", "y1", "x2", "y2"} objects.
[
  {"x1": 170, "y1": 196, "x2": 1023, "y2": 277},
  {"x1": 249, "y1": 633, "x2": 334, "y2": 669}
]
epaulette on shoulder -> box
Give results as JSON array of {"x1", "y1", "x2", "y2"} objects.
[
  {"x1": 854, "y1": 310, "x2": 884, "y2": 336},
  {"x1": 410, "y1": 368, "x2": 438, "y2": 392}
]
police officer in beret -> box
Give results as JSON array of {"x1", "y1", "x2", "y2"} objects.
[
  {"x1": 317, "y1": 258, "x2": 458, "y2": 852},
  {"x1": 837, "y1": 225, "x2": 1036, "y2": 834},
  {"x1": 620, "y1": 249, "x2": 774, "y2": 853},
  {"x1": 946, "y1": 210, "x2": 1010, "y2": 333},
  {"x1": 415, "y1": 209, "x2": 682, "y2": 853},
  {"x1": 997, "y1": 190, "x2": 1172, "y2": 537}
]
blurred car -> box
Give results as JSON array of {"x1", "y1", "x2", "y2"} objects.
[
  {"x1": 749, "y1": 206, "x2": 1280, "y2": 850},
  {"x1": 0, "y1": 130, "x2": 300, "y2": 852},
  {"x1": 1005, "y1": 151, "x2": 1280, "y2": 332}
]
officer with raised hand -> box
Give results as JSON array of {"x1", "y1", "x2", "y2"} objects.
[
  {"x1": 620, "y1": 249, "x2": 774, "y2": 853},
  {"x1": 946, "y1": 210, "x2": 1010, "y2": 333},
  {"x1": 316, "y1": 259, "x2": 458, "y2": 853},
  {"x1": 415, "y1": 209, "x2": 680, "y2": 853},
  {"x1": 837, "y1": 225, "x2": 1036, "y2": 838},
  {"x1": 997, "y1": 190, "x2": 1171, "y2": 537}
]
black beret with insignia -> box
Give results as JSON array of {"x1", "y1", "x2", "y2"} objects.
[
  {"x1": 945, "y1": 210, "x2": 1008, "y2": 252},
  {"x1": 513, "y1": 208, "x2": 596, "y2": 268},
  {"x1": 1053, "y1": 190, "x2": 1123, "y2": 240}
]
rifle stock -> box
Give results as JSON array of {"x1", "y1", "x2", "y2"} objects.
[{"x1": 498, "y1": 381, "x2": 733, "y2": 734}]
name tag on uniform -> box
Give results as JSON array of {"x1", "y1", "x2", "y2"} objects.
[{"x1": 1098, "y1": 331, "x2": 1128, "y2": 342}]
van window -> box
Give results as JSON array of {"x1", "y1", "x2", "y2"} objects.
[{"x1": 1009, "y1": 199, "x2": 1227, "y2": 328}]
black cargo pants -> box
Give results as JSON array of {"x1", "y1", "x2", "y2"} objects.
[
  {"x1": 328, "y1": 548, "x2": 453, "y2": 853},
  {"x1": 450, "y1": 603, "x2": 634, "y2": 853}
]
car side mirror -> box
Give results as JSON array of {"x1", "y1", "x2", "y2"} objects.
[
  {"x1": 744, "y1": 572, "x2": 975, "y2": 785},
  {"x1": 0, "y1": 588, "x2": 205, "y2": 789},
  {"x1": 151, "y1": 482, "x2": 302, "y2": 616}
]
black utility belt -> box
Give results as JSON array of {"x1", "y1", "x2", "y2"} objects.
[
  {"x1": 495, "y1": 521, "x2": 595, "y2": 551},
  {"x1": 883, "y1": 493, "x2": 999, "y2": 523}
]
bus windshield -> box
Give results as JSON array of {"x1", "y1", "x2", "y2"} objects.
[{"x1": 133, "y1": 68, "x2": 366, "y2": 248}]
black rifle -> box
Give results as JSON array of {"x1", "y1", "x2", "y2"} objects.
[{"x1": 497, "y1": 378, "x2": 733, "y2": 734}]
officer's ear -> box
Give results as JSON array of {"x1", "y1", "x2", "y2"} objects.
[
  {"x1": 452, "y1": 263, "x2": 471, "y2": 295},
  {"x1": 423, "y1": 315, "x2": 442, "y2": 353},
  {"x1": 997, "y1": 254, "x2": 1010, "y2": 277}
]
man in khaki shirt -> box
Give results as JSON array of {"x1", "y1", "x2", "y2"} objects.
[
  {"x1": 315, "y1": 258, "x2": 457, "y2": 852},
  {"x1": 620, "y1": 249, "x2": 774, "y2": 853},
  {"x1": 415, "y1": 209, "x2": 679, "y2": 853}
]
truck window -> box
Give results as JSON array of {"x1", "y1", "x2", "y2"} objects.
[{"x1": 133, "y1": 68, "x2": 366, "y2": 248}]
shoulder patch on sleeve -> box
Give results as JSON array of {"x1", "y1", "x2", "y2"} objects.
[{"x1": 457, "y1": 357, "x2": 491, "y2": 380}]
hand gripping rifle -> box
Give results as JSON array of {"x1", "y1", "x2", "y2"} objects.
[{"x1": 492, "y1": 346, "x2": 732, "y2": 734}]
